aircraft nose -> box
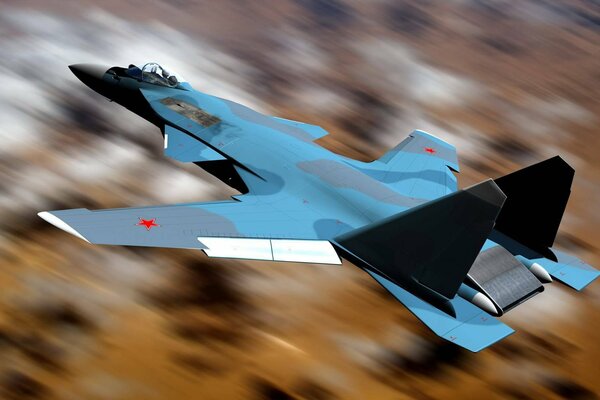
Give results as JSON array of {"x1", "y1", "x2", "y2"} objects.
[{"x1": 69, "y1": 63, "x2": 109, "y2": 90}]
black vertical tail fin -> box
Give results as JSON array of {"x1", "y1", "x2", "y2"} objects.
[
  {"x1": 492, "y1": 156, "x2": 574, "y2": 261},
  {"x1": 334, "y1": 179, "x2": 506, "y2": 302}
]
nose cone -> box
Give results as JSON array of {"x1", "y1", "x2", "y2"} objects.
[{"x1": 69, "y1": 63, "x2": 109, "y2": 92}]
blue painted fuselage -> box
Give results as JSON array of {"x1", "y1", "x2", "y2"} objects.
[{"x1": 142, "y1": 85, "x2": 456, "y2": 240}]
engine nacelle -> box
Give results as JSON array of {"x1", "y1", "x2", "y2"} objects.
[{"x1": 464, "y1": 243, "x2": 544, "y2": 316}]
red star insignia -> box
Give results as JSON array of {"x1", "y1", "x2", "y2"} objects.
[
  {"x1": 137, "y1": 218, "x2": 159, "y2": 231},
  {"x1": 424, "y1": 147, "x2": 436, "y2": 154}
]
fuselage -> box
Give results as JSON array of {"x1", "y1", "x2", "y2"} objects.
[{"x1": 71, "y1": 63, "x2": 432, "y2": 238}]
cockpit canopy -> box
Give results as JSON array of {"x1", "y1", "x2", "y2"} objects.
[{"x1": 125, "y1": 62, "x2": 186, "y2": 88}]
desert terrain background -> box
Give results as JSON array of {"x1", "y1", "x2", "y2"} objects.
[{"x1": 0, "y1": 1, "x2": 599, "y2": 399}]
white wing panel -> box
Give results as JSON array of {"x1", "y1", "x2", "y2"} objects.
[
  {"x1": 198, "y1": 237, "x2": 272, "y2": 260},
  {"x1": 196, "y1": 237, "x2": 341, "y2": 265},
  {"x1": 271, "y1": 239, "x2": 340, "y2": 264}
]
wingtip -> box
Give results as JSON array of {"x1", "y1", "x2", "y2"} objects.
[
  {"x1": 466, "y1": 328, "x2": 516, "y2": 353},
  {"x1": 37, "y1": 211, "x2": 90, "y2": 243},
  {"x1": 444, "y1": 320, "x2": 515, "y2": 353}
]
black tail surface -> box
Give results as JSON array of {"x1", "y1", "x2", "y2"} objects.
[
  {"x1": 335, "y1": 179, "x2": 506, "y2": 300},
  {"x1": 493, "y1": 156, "x2": 574, "y2": 260}
]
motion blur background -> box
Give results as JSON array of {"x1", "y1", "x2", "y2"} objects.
[{"x1": 0, "y1": 1, "x2": 599, "y2": 399}]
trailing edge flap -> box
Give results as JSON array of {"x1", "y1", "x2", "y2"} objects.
[
  {"x1": 163, "y1": 125, "x2": 226, "y2": 163},
  {"x1": 530, "y1": 249, "x2": 599, "y2": 291},
  {"x1": 197, "y1": 237, "x2": 341, "y2": 265},
  {"x1": 366, "y1": 269, "x2": 514, "y2": 352},
  {"x1": 272, "y1": 117, "x2": 328, "y2": 140},
  {"x1": 336, "y1": 179, "x2": 506, "y2": 299}
]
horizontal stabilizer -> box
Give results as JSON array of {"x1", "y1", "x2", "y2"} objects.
[
  {"x1": 531, "y1": 249, "x2": 599, "y2": 291},
  {"x1": 367, "y1": 269, "x2": 514, "y2": 352}
]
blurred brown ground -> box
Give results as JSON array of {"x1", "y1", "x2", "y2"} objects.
[{"x1": 0, "y1": 1, "x2": 599, "y2": 399}]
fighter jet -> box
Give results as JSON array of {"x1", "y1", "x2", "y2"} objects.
[{"x1": 39, "y1": 62, "x2": 599, "y2": 352}]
